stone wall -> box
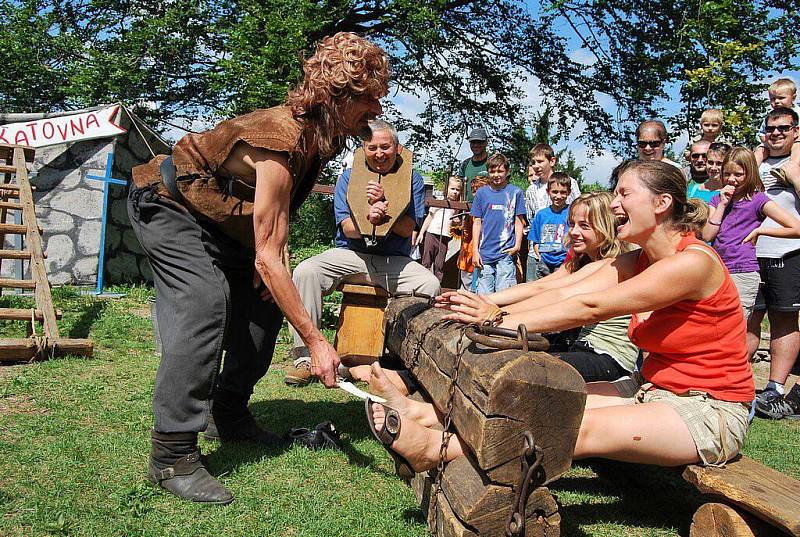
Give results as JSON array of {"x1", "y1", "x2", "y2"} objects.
[{"x1": 1, "y1": 109, "x2": 169, "y2": 286}]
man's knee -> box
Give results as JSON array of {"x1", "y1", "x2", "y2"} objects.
[{"x1": 417, "y1": 270, "x2": 441, "y2": 296}]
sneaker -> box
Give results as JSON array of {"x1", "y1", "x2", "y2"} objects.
[
  {"x1": 755, "y1": 389, "x2": 800, "y2": 420},
  {"x1": 284, "y1": 358, "x2": 316, "y2": 387}
]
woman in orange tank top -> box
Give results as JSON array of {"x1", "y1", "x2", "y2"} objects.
[{"x1": 365, "y1": 160, "x2": 754, "y2": 476}]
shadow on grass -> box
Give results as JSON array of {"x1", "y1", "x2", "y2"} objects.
[
  {"x1": 206, "y1": 398, "x2": 391, "y2": 477},
  {"x1": 553, "y1": 460, "x2": 705, "y2": 537},
  {"x1": 66, "y1": 300, "x2": 107, "y2": 338}
]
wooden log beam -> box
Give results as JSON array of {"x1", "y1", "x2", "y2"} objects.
[
  {"x1": 0, "y1": 201, "x2": 23, "y2": 211},
  {"x1": 683, "y1": 457, "x2": 800, "y2": 536},
  {"x1": 0, "y1": 278, "x2": 36, "y2": 289},
  {"x1": 0, "y1": 337, "x2": 93, "y2": 361},
  {"x1": 384, "y1": 297, "x2": 586, "y2": 484},
  {"x1": 0, "y1": 249, "x2": 31, "y2": 259},
  {"x1": 0, "y1": 308, "x2": 62, "y2": 321},
  {"x1": 0, "y1": 223, "x2": 30, "y2": 234},
  {"x1": 441, "y1": 454, "x2": 561, "y2": 536},
  {"x1": 689, "y1": 502, "x2": 774, "y2": 537}
]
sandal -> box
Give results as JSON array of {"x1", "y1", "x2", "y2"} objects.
[
  {"x1": 286, "y1": 421, "x2": 343, "y2": 450},
  {"x1": 365, "y1": 398, "x2": 415, "y2": 479}
]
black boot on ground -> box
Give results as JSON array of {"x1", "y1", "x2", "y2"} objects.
[
  {"x1": 204, "y1": 390, "x2": 284, "y2": 447},
  {"x1": 148, "y1": 431, "x2": 233, "y2": 505}
]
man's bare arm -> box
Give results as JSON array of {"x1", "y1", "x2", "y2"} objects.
[{"x1": 240, "y1": 146, "x2": 339, "y2": 387}]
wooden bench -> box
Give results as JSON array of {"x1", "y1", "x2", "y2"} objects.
[
  {"x1": 334, "y1": 282, "x2": 390, "y2": 367},
  {"x1": 683, "y1": 456, "x2": 800, "y2": 536}
]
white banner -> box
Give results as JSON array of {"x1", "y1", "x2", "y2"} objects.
[{"x1": 0, "y1": 105, "x2": 127, "y2": 148}]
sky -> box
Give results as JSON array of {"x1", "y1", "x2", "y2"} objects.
[{"x1": 385, "y1": 11, "x2": 800, "y2": 187}]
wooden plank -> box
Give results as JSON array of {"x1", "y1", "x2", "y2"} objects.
[
  {"x1": 13, "y1": 147, "x2": 59, "y2": 340},
  {"x1": 0, "y1": 164, "x2": 17, "y2": 174},
  {"x1": 347, "y1": 147, "x2": 413, "y2": 239},
  {"x1": 441, "y1": 453, "x2": 560, "y2": 536},
  {"x1": 0, "y1": 249, "x2": 31, "y2": 259},
  {"x1": 689, "y1": 502, "x2": 776, "y2": 537},
  {"x1": 334, "y1": 293, "x2": 387, "y2": 366},
  {"x1": 0, "y1": 308, "x2": 62, "y2": 321},
  {"x1": 0, "y1": 183, "x2": 21, "y2": 191},
  {"x1": 683, "y1": 456, "x2": 800, "y2": 536},
  {"x1": 0, "y1": 278, "x2": 36, "y2": 289}
]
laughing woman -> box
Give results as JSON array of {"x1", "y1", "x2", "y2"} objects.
[{"x1": 367, "y1": 159, "x2": 754, "y2": 473}]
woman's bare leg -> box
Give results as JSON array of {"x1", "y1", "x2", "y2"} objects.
[
  {"x1": 584, "y1": 381, "x2": 636, "y2": 409},
  {"x1": 369, "y1": 363, "x2": 441, "y2": 427},
  {"x1": 574, "y1": 401, "x2": 700, "y2": 466},
  {"x1": 371, "y1": 401, "x2": 465, "y2": 472}
]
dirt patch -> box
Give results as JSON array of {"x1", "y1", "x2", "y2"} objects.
[{"x1": 0, "y1": 394, "x2": 45, "y2": 415}]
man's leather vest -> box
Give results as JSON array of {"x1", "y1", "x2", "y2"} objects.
[{"x1": 132, "y1": 106, "x2": 325, "y2": 247}]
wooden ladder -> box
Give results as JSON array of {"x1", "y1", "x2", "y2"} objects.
[{"x1": 0, "y1": 143, "x2": 93, "y2": 360}]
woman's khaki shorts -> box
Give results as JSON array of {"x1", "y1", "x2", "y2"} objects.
[{"x1": 610, "y1": 374, "x2": 751, "y2": 466}]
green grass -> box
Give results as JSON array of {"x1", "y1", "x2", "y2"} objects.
[{"x1": 0, "y1": 286, "x2": 797, "y2": 536}]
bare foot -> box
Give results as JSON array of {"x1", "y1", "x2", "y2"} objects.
[
  {"x1": 369, "y1": 363, "x2": 440, "y2": 427},
  {"x1": 371, "y1": 401, "x2": 463, "y2": 472},
  {"x1": 350, "y1": 365, "x2": 409, "y2": 396}
]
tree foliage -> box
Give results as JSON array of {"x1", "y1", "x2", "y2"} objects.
[{"x1": 1, "y1": 0, "x2": 797, "y2": 165}]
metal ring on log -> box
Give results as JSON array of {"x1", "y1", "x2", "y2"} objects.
[{"x1": 465, "y1": 325, "x2": 550, "y2": 351}]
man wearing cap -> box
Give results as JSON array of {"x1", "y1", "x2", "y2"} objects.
[{"x1": 458, "y1": 127, "x2": 490, "y2": 202}]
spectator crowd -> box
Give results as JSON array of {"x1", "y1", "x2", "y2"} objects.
[{"x1": 290, "y1": 77, "x2": 800, "y2": 424}]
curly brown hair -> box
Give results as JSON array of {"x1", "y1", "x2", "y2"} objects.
[{"x1": 287, "y1": 32, "x2": 390, "y2": 158}]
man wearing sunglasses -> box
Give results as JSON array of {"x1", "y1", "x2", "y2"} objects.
[
  {"x1": 751, "y1": 107, "x2": 800, "y2": 421},
  {"x1": 635, "y1": 119, "x2": 682, "y2": 169},
  {"x1": 682, "y1": 139, "x2": 711, "y2": 184}
]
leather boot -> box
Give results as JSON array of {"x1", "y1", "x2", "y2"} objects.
[
  {"x1": 204, "y1": 390, "x2": 284, "y2": 447},
  {"x1": 148, "y1": 431, "x2": 233, "y2": 505}
]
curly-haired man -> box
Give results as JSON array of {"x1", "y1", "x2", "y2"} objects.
[{"x1": 129, "y1": 32, "x2": 389, "y2": 504}]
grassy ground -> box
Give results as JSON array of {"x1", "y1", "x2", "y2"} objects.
[{"x1": 0, "y1": 287, "x2": 797, "y2": 537}]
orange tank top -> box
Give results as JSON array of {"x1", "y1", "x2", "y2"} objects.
[{"x1": 629, "y1": 235, "x2": 755, "y2": 402}]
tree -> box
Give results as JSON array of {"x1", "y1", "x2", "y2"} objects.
[{"x1": 1, "y1": 0, "x2": 797, "y2": 163}]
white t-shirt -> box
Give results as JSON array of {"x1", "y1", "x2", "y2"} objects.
[
  {"x1": 427, "y1": 207, "x2": 455, "y2": 237},
  {"x1": 756, "y1": 155, "x2": 800, "y2": 258}
]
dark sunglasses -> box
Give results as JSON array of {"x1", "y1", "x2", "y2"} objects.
[
  {"x1": 690, "y1": 152, "x2": 708, "y2": 159},
  {"x1": 636, "y1": 140, "x2": 663, "y2": 148},
  {"x1": 765, "y1": 124, "x2": 797, "y2": 134}
]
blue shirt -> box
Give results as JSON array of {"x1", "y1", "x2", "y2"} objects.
[
  {"x1": 529, "y1": 205, "x2": 570, "y2": 267},
  {"x1": 687, "y1": 181, "x2": 719, "y2": 203},
  {"x1": 334, "y1": 167, "x2": 426, "y2": 257},
  {"x1": 470, "y1": 183, "x2": 526, "y2": 264}
]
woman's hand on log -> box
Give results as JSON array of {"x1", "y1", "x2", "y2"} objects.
[{"x1": 438, "y1": 290, "x2": 498, "y2": 325}]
